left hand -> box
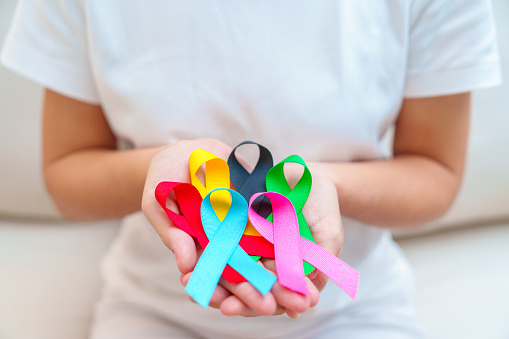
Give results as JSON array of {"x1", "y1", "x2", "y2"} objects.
[
  {"x1": 181, "y1": 162, "x2": 344, "y2": 318},
  {"x1": 262, "y1": 162, "x2": 344, "y2": 294}
]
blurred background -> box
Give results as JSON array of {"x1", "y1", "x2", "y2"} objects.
[{"x1": 1, "y1": 1, "x2": 508, "y2": 338}]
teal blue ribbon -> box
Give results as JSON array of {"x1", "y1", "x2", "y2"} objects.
[{"x1": 185, "y1": 188, "x2": 276, "y2": 308}]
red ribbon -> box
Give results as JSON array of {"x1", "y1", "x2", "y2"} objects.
[{"x1": 155, "y1": 181, "x2": 274, "y2": 283}]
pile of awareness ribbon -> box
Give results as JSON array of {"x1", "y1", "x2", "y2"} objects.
[{"x1": 155, "y1": 141, "x2": 360, "y2": 308}]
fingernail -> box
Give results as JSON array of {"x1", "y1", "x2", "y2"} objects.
[{"x1": 288, "y1": 312, "x2": 300, "y2": 319}]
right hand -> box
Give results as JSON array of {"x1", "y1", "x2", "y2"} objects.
[{"x1": 142, "y1": 138, "x2": 233, "y2": 274}]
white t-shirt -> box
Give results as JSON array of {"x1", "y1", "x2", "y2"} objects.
[{"x1": 2, "y1": 0, "x2": 501, "y2": 337}]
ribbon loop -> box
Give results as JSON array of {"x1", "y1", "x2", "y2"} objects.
[
  {"x1": 154, "y1": 181, "x2": 207, "y2": 244},
  {"x1": 186, "y1": 188, "x2": 276, "y2": 308},
  {"x1": 228, "y1": 141, "x2": 273, "y2": 204},
  {"x1": 266, "y1": 155, "x2": 311, "y2": 212},
  {"x1": 228, "y1": 141, "x2": 275, "y2": 261},
  {"x1": 249, "y1": 192, "x2": 360, "y2": 300},
  {"x1": 265, "y1": 155, "x2": 315, "y2": 274},
  {"x1": 191, "y1": 147, "x2": 274, "y2": 261},
  {"x1": 189, "y1": 149, "x2": 231, "y2": 221},
  {"x1": 155, "y1": 181, "x2": 248, "y2": 283}
]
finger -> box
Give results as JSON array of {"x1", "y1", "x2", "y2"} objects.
[
  {"x1": 142, "y1": 188, "x2": 198, "y2": 275},
  {"x1": 220, "y1": 297, "x2": 288, "y2": 317},
  {"x1": 302, "y1": 180, "x2": 344, "y2": 258},
  {"x1": 309, "y1": 219, "x2": 344, "y2": 258},
  {"x1": 219, "y1": 296, "x2": 258, "y2": 317},
  {"x1": 181, "y1": 272, "x2": 233, "y2": 309},
  {"x1": 259, "y1": 258, "x2": 320, "y2": 312},
  {"x1": 186, "y1": 287, "x2": 234, "y2": 311},
  {"x1": 259, "y1": 257, "x2": 275, "y2": 270},
  {"x1": 269, "y1": 279, "x2": 316, "y2": 314},
  {"x1": 307, "y1": 268, "x2": 318, "y2": 280},
  {"x1": 274, "y1": 306, "x2": 286, "y2": 316},
  {"x1": 309, "y1": 271, "x2": 330, "y2": 295},
  {"x1": 218, "y1": 276, "x2": 277, "y2": 316},
  {"x1": 166, "y1": 229, "x2": 198, "y2": 274},
  {"x1": 285, "y1": 309, "x2": 300, "y2": 319}
]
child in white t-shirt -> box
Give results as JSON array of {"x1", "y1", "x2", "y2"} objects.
[{"x1": 1, "y1": 0, "x2": 501, "y2": 338}]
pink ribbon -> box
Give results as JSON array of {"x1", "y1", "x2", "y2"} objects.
[{"x1": 248, "y1": 192, "x2": 360, "y2": 300}]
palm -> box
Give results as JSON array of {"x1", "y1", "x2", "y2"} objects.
[
  {"x1": 261, "y1": 168, "x2": 343, "y2": 293},
  {"x1": 144, "y1": 143, "x2": 340, "y2": 316}
]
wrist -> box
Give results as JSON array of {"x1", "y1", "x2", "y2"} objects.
[{"x1": 307, "y1": 162, "x2": 342, "y2": 189}]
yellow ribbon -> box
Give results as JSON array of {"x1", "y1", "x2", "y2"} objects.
[{"x1": 189, "y1": 148, "x2": 261, "y2": 235}]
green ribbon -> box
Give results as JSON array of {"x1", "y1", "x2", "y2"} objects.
[{"x1": 265, "y1": 155, "x2": 316, "y2": 275}]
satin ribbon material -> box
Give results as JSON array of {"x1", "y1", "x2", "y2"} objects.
[
  {"x1": 190, "y1": 148, "x2": 274, "y2": 262},
  {"x1": 154, "y1": 181, "x2": 246, "y2": 283},
  {"x1": 186, "y1": 188, "x2": 277, "y2": 308},
  {"x1": 228, "y1": 141, "x2": 273, "y2": 263},
  {"x1": 155, "y1": 181, "x2": 205, "y2": 240},
  {"x1": 228, "y1": 141, "x2": 273, "y2": 222},
  {"x1": 249, "y1": 192, "x2": 360, "y2": 300},
  {"x1": 189, "y1": 149, "x2": 231, "y2": 221},
  {"x1": 266, "y1": 155, "x2": 316, "y2": 275}
]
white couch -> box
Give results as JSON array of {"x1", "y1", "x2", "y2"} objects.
[{"x1": 1, "y1": 1, "x2": 508, "y2": 338}]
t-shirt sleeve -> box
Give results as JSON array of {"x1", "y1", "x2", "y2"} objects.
[
  {"x1": 404, "y1": 0, "x2": 502, "y2": 98},
  {"x1": 1, "y1": 0, "x2": 99, "y2": 104}
]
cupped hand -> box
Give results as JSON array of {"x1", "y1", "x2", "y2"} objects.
[
  {"x1": 179, "y1": 161, "x2": 343, "y2": 318},
  {"x1": 141, "y1": 138, "x2": 284, "y2": 316},
  {"x1": 142, "y1": 138, "x2": 234, "y2": 274},
  {"x1": 142, "y1": 140, "x2": 338, "y2": 318},
  {"x1": 217, "y1": 162, "x2": 344, "y2": 317},
  {"x1": 261, "y1": 162, "x2": 344, "y2": 293}
]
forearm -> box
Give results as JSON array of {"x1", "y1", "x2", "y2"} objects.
[
  {"x1": 313, "y1": 154, "x2": 461, "y2": 228},
  {"x1": 47, "y1": 145, "x2": 461, "y2": 226},
  {"x1": 45, "y1": 146, "x2": 164, "y2": 221}
]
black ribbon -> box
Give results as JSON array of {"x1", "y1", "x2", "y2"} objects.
[{"x1": 228, "y1": 141, "x2": 273, "y2": 218}]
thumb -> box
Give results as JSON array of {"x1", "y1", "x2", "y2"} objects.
[
  {"x1": 142, "y1": 190, "x2": 198, "y2": 274},
  {"x1": 309, "y1": 271, "x2": 329, "y2": 293},
  {"x1": 166, "y1": 228, "x2": 198, "y2": 274}
]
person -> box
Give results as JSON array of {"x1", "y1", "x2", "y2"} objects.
[{"x1": 1, "y1": 0, "x2": 501, "y2": 338}]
